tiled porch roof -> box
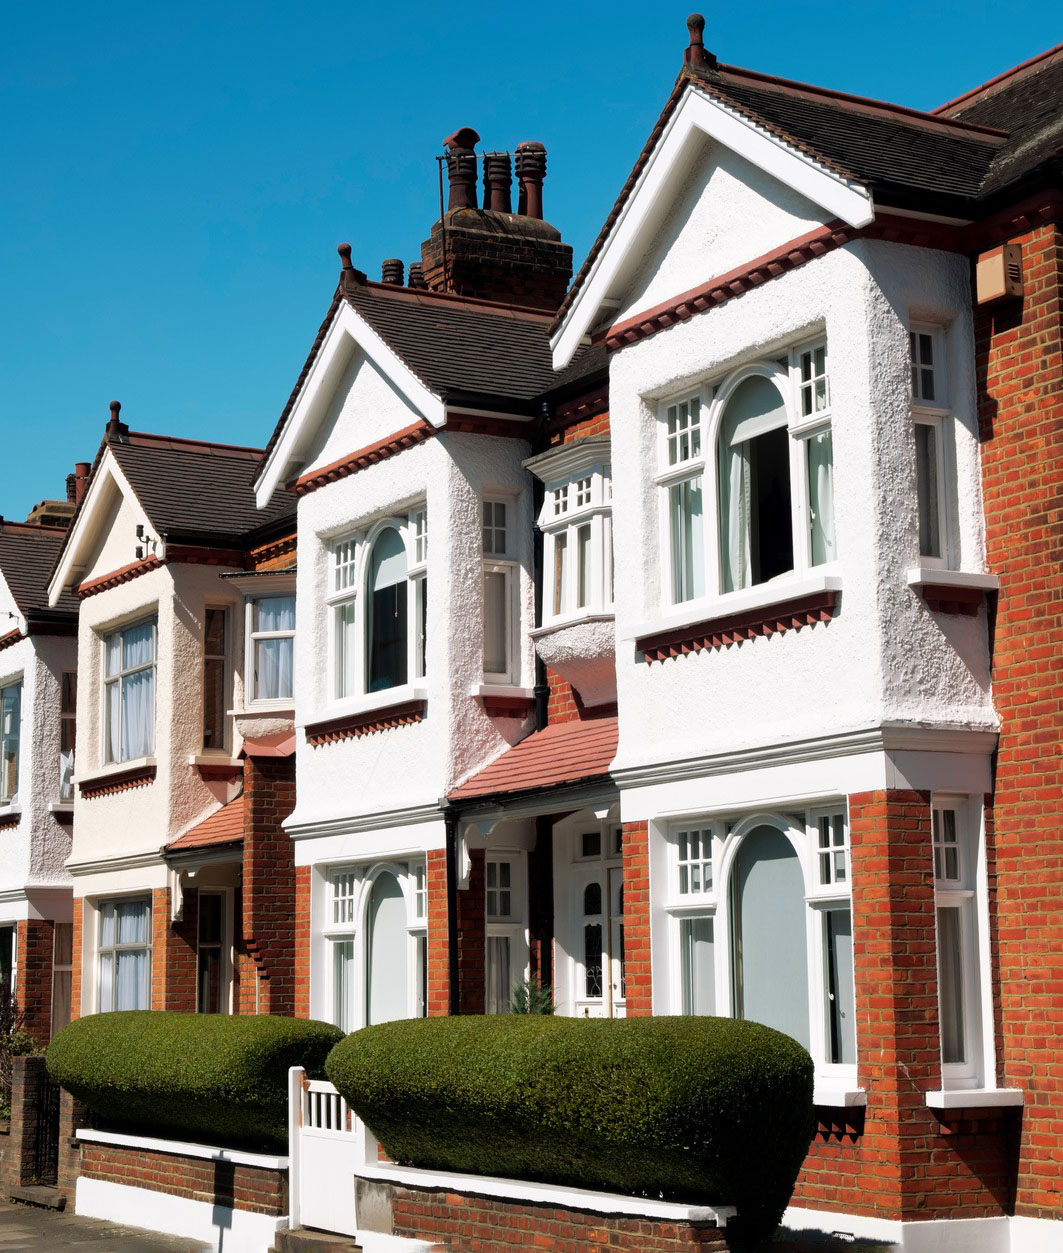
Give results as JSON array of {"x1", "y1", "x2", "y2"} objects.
[
  {"x1": 449, "y1": 717, "x2": 618, "y2": 803},
  {"x1": 167, "y1": 797, "x2": 244, "y2": 853}
]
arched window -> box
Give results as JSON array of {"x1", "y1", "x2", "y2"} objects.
[
  {"x1": 366, "y1": 871, "x2": 407, "y2": 1025},
  {"x1": 367, "y1": 527, "x2": 408, "y2": 692},
  {"x1": 730, "y1": 824, "x2": 809, "y2": 1049},
  {"x1": 717, "y1": 375, "x2": 792, "y2": 593}
]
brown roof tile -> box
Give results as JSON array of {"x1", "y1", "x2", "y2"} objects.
[
  {"x1": 0, "y1": 521, "x2": 79, "y2": 619},
  {"x1": 449, "y1": 717, "x2": 618, "y2": 803}
]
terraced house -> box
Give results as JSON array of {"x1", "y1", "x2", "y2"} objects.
[
  {"x1": 46, "y1": 408, "x2": 300, "y2": 1021},
  {"x1": 15, "y1": 18, "x2": 1063, "y2": 1253}
]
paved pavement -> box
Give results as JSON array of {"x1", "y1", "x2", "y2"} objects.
[{"x1": 0, "y1": 1200, "x2": 211, "y2": 1251}]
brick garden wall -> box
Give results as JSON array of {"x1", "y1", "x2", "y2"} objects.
[
  {"x1": 791, "y1": 790, "x2": 1018, "y2": 1222},
  {"x1": 976, "y1": 214, "x2": 1063, "y2": 1222}
]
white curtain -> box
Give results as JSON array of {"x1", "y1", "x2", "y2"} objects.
[
  {"x1": 115, "y1": 950, "x2": 148, "y2": 1010},
  {"x1": 255, "y1": 597, "x2": 295, "y2": 700},
  {"x1": 486, "y1": 936, "x2": 511, "y2": 1014},
  {"x1": 122, "y1": 668, "x2": 154, "y2": 760},
  {"x1": 256, "y1": 595, "x2": 296, "y2": 633},
  {"x1": 719, "y1": 444, "x2": 750, "y2": 593},
  {"x1": 808, "y1": 429, "x2": 836, "y2": 565}
]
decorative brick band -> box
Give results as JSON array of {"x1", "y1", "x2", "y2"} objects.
[
  {"x1": 0, "y1": 629, "x2": 20, "y2": 652},
  {"x1": 291, "y1": 419, "x2": 436, "y2": 496},
  {"x1": 305, "y1": 699, "x2": 427, "y2": 745},
  {"x1": 249, "y1": 533, "x2": 297, "y2": 568},
  {"x1": 0, "y1": 814, "x2": 19, "y2": 830},
  {"x1": 918, "y1": 583, "x2": 987, "y2": 616},
  {"x1": 164, "y1": 545, "x2": 246, "y2": 568},
  {"x1": 77, "y1": 555, "x2": 164, "y2": 598},
  {"x1": 482, "y1": 695, "x2": 536, "y2": 718},
  {"x1": 551, "y1": 384, "x2": 610, "y2": 429},
  {"x1": 79, "y1": 763, "x2": 157, "y2": 798},
  {"x1": 637, "y1": 589, "x2": 838, "y2": 662}
]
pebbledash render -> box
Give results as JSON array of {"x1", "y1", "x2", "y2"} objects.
[{"x1": 24, "y1": 15, "x2": 1063, "y2": 1252}]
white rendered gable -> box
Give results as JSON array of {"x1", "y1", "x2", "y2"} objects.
[
  {"x1": 0, "y1": 567, "x2": 21, "y2": 635},
  {"x1": 47, "y1": 452, "x2": 155, "y2": 604},
  {"x1": 254, "y1": 300, "x2": 446, "y2": 506},
  {"x1": 551, "y1": 84, "x2": 875, "y2": 369}
]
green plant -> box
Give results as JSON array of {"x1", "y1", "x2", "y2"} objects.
[
  {"x1": 0, "y1": 985, "x2": 40, "y2": 1121},
  {"x1": 326, "y1": 1015, "x2": 813, "y2": 1246},
  {"x1": 510, "y1": 976, "x2": 554, "y2": 1014},
  {"x1": 47, "y1": 1011, "x2": 342, "y2": 1152}
]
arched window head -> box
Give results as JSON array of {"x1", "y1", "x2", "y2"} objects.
[
  {"x1": 717, "y1": 375, "x2": 792, "y2": 593},
  {"x1": 367, "y1": 527, "x2": 408, "y2": 692}
]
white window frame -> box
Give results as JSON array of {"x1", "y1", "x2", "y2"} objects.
[
  {"x1": 322, "y1": 859, "x2": 428, "y2": 1032},
  {"x1": 324, "y1": 507, "x2": 428, "y2": 706},
  {"x1": 482, "y1": 498, "x2": 518, "y2": 684},
  {"x1": 51, "y1": 921, "x2": 73, "y2": 1033},
  {"x1": 909, "y1": 322, "x2": 954, "y2": 570},
  {"x1": 0, "y1": 677, "x2": 23, "y2": 806},
  {"x1": 96, "y1": 896, "x2": 152, "y2": 1013},
  {"x1": 537, "y1": 466, "x2": 613, "y2": 626},
  {"x1": 201, "y1": 604, "x2": 231, "y2": 753},
  {"x1": 245, "y1": 585, "x2": 296, "y2": 708},
  {"x1": 59, "y1": 670, "x2": 77, "y2": 801},
  {"x1": 655, "y1": 337, "x2": 837, "y2": 609},
  {"x1": 663, "y1": 804, "x2": 856, "y2": 1088},
  {"x1": 932, "y1": 796, "x2": 988, "y2": 1090},
  {"x1": 484, "y1": 852, "x2": 530, "y2": 1014},
  {"x1": 102, "y1": 618, "x2": 157, "y2": 765}
]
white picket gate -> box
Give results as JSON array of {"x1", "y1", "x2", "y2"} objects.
[{"x1": 288, "y1": 1066, "x2": 374, "y2": 1237}]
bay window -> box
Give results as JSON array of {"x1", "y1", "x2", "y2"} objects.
[
  {"x1": 103, "y1": 620, "x2": 155, "y2": 763},
  {"x1": 98, "y1": 897, "x2": 151, "y2": 1012},
  {"x1": 666, "y1": 805, "x2": 855, "y2": 1080},
  {"x1": 249, "y1": 596, "x2": 295, "y2": 703},
  {"x1": 657, "y1": 338, "x2": 836, "y2": 607},
  {"x1": 1, "y1": 680, "x2": 21, "y2": 805},
  {"x1": 326, "y1": 508, "x2": 427, "y2": 703},
  {"x1": 525, "y1": 441, "x2": 613, "y2": 626}
]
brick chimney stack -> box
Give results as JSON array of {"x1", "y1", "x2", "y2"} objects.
[{"x1": 419, "y1": 128, "x2": 573, "y2": 312}]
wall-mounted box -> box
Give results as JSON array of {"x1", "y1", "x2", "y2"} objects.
[{"x1": 976, "y1": 244, "x2": 1023, "y2": 305}]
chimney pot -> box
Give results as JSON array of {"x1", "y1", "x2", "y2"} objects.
[
  {"x1": 442, "y1": 126, "x2": 481, "y2": 212},
  {"x1": 75, "y1": 461, "x2": 91, "y2": 505},
  {"x1": 482, "y1": 152, "x2": 513, "y2": 213},
  {"x1": 515, "y1": 142, "x2": 547, "y2": 220},
  {"x1": 407, "y1": 262, "x2": 428, "y2": 289},
  {"x1": 381, "y1": 259, "x2": 405, "y2": 285},
  {"x1": 684, "y1": 14, "x2": 717, "y2": 69}
]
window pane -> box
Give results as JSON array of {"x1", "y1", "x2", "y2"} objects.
[
  {"x1": 204, "y1": 607, "x2": 227, "y2": 655},
  {"x1": 584, "y1": 924, "x2": 603, "y2": 998},
  {"x1": 256, "y1": 638, "x2": 294, "y2": 702},
  {"x1": 0, "y1": 684, "x2": 20, "y2": 803},
  {"x1": 106, "y1": 631, "x2": 122, "y2": 678},
  {"x1": 114, "y1": 949, "x2": 148, "y2": 1011},
  {"x1": 121, "y1": 667, "x2": 155, "y2": 760},
  {"x1": 254, "y1": 597, "x2": 295, "y2": 633},
  {"x1": 105, "y1": 681, "x2": 120, "y2": 764},
  {"x1": 670, "y1": 477, "x2": 704, "y2": 602},
  {"x1": 334, "y1": 600, "x2": 358, "y2": 698},
  {"x1": 807, "y1": 429, "x2": 836, "y2": 565},
  {"x1": 333, "y1": 939, "x2": 354, "y2": 1033},
  {"x1": 198, "y1": 894, "x2": 223, "y2": 945},
  {"x1": 486, "y1": 936, "x2": 511, "y2": 1014},
  {"x1": 203, "y1": 656, "x2": 226, "y2": 749},
  {"x1": 576, "y1": 524, "x2": 592, "y2": 609},
  {"x1": 681, "y1": 917, "x2": 715, "y2": 1015},
  {"x1": 51, "y1": 969, "x2": 72, "y2": 1034},
  {"x1": 54, "y1": 922, "x2": 73, "y2": 966},
  {"x1": 581, "y1": 831, "x2": 601, "y2": 858},
  {"x1": 484, "y1": 570, "x2": 509, "y2": 676},
  {"x1": 116, "y1": 900, "x2": 148, "y2": 945},
  {"x1": 916, "y1": 424, "x2": 941, "y2": 559},
  {"x1": 198, "y1": 945, "x2": 222, "y2": 1013},
  {"x1": 553, "y1": 532, "x2": 568, "y2": 617},
  {"x1": 937, "y1": 906, "x2": 966, "y2": 1064},
  {"x1": 122, "y1": 621, "x2": 154, "y2": 670},
  {"x1": 366, "y1": 873, "x2": 408, "y2": 1025},
  {"x1": 825, "y1": 909, "x2": 855, "y2": 1065}
]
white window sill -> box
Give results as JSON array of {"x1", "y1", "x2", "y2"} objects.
[
  {"x1": 318, "y1": 684, "x2": 428, "y2": 722},
  {"x1": 471, "y1": 684, "x2": 535, "y2": 700},
  {"x1": 630, "y1": 569, "x2": 843, "y2": 643},
  {"x1": 186, "y1": 754, "x2": 242, "y2": 769},
  {"x1": 230, "y1": 703, "x2": 295, "y2": 717},
  {"x1": 906, "y1": 567, "x2": 999, "y2": 593},
  {"x1": 925, "y1": 1088, "x2": 1024, "y2": 1110},
  {"x1": 530, "y1": 612, "x2": 615, "y2": 639},
  {"x1": 0, "y1": 804, "x2": 21, "y2": 822},
  {"x1": 76, "y1": 756, "x2": 157, "y2": 787},
  {"x1": 813, "y1": 1083, "x2": 866, "y2": 1108},
  {"x1": 48, "y1": 802, "x2": 74, "y2": 818}
]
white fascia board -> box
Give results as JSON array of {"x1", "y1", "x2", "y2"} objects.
[
  {"x1": 46, "y1": 451, "x2": 154, "y2": 606},
  {"x1": 254, "y1": 300, "x2": 446, "y2": 506},
  {"x1": 551, "y1": 84, "x2": 875, "y2": 370}
]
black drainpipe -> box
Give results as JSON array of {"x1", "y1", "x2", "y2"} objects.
[
  {"x1": 444, "y1": 806, "x2": 461, "y2": 1016},
  {"x1": 532, "y1": 400, "x2": 550, "y2": 731}
]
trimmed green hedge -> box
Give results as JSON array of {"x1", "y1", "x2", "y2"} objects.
[
  {"x1": 47, "y1": 1012, "x2": 343, "y2": 1152},
  {"x1": 326, "y1": 1015, "x2": 813, "y2": 1244}
]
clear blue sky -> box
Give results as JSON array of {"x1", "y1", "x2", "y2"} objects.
[{"x1": 1, "y1": 1, "x2": 1057, "y2": 520}]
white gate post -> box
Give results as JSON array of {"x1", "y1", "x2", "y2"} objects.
[{"x1": 287, "y1": 1066, "x2": 305, "y2": 1230}]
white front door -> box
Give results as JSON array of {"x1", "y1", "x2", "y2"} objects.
[{"x1": 565, "y1": 826, "x2": 626, "y2": 1019}]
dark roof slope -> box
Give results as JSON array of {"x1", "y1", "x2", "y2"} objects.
[
  {"x1": 0, "y1": 522, "x2": 79, "y2": 618},
  {"x1": 110, "y1": 432, "x2": 294, "y2": 545},
  {"x1": 936, "y1": 45, "x2": 1063, "y2": 195}
]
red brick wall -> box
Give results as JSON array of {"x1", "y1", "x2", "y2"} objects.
[
  {"x1": 242, "y1": 756, "x2": 297, "y2": 1016},
  {"x1": 457, "y1": 850, "x2": 485, "y2": 1015},
  {"x1": 790, "y1": 790, "x2": 1018, "y2": 1222},
  {"x1": 390, "y1": 1186, "x2": 730, "y2": 1251},
  {"x1": 621, "y1": 821, "x2": 651, "y2": 1017},
  {"x1": 293, "y1": 866, "x2": 311, "y2": 1020},
  {"x1": 70, "y1": 897, "x2": 83, "y2": 1021},
  {"x1": 426, "y1": 848, "x2": 450, "y2": 1016},
  {"x1": 15, "y1": 919, "x2": 54, "y2": 1042},
  {"x1": 151, "y1": 887, "x2": 197, "y2": 1012},
  {"x1": 546, "y1": 406, "x2": 610, "y2": 447},
  {"x1": 977, "y1": 217, "x2": 1063, "y2": 1222},
  {"x1": 78, "y1": 1140, "x2": 287, "y2": 1215}
]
